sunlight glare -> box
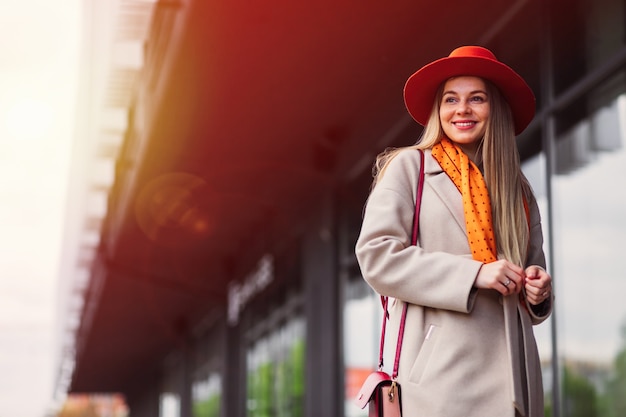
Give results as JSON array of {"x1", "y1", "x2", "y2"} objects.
[{"x1": 4, "y1": 97, "x2": 54, "y2": 141}]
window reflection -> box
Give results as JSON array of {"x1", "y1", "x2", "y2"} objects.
[
  {"x1": 246, "y1": 317, "x2": 305, "y2": 417},
  {"x1": 554, "y1": 92, "x2": 626, "y2": 416},
  {"x1": 192, "y1": 373, "x2": 221, "y2": 417}
]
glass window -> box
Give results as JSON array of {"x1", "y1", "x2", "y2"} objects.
[
  {"x1": 160, "y1": 352, "x2": 184, "y2": 417},
  {"x1": 159, "y1": 393, "x2": 181, "y2": 417},
  {"x1": 522, "y1": 152, "x2": 555, "y2": 413},
  {"x1": 246, "y1": 317, "x2": 305, "y2": 417},
  {"x1": 342, "y1": 278, "x2": 379, "y2": 417},
  {"x1": 191, "y1": 327, "x2": 224, "y2": 417},
  {"x1": 192, "y1": 372, "x2": 222, "y2": 417},
  {"x1": 553, "y1": 92, "x2": 626, "y2": 416}
]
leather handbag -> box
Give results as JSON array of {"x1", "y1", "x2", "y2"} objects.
[{"x1": 354, "y1": 149, "x2": 425, "y2": 417}]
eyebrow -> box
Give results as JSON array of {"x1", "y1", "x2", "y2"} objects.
[{"x1": 442, "y1": 89, "x2": 488, "y2": 96}]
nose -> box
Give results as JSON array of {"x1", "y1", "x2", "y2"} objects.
[{"x1": 456, "y1": 99, "x2": 471, "y2": 114}]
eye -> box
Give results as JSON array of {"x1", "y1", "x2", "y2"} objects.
[
  {"x1": 443, "y1": 96, "x2": 458, "y2": 104},
  {"x1": 470, "y1": 95, "x2": 486, "y2": 103}
]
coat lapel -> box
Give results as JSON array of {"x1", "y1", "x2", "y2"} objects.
[{"x1": 423, "y1": 151, "x2": 467, "y2": 235}]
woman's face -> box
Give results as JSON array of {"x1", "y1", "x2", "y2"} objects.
[{"x1": 439, "y1": 76, "x2": 490, "y2": 155}]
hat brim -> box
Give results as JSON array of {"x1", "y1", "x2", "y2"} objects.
[{"x1": 403, "y1": 56, "x2": 535, "y2": 135}]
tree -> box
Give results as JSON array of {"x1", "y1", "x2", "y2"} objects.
[
  {"x1": 604, "y1": 322, "x2": 626, "y2": 417},
  {"x1": 562, "y1": 366, "x2": 598, "y2": 417}
]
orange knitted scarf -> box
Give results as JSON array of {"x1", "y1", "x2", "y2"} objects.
[{"x1": 431, "y1": 138, "x2": 497, "y2": 263}]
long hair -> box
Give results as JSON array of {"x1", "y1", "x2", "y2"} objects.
[
  {"x1": 482, "y1": 81, "x2": 531, "y2": 266},
  {"x1": 371, "y1": 78, "x2": 531, "y2": 266},
  {"x1": 371, "y1": 87, "x2": 444, "y2": 186}
]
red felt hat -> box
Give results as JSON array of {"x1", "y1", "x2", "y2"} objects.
[{"x1": 403, "y1": 46, "x2": 535, "y2": 135}]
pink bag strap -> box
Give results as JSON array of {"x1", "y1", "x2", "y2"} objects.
[{"x1": 378, "y1": 149, "x2": 425, "y2": 379}]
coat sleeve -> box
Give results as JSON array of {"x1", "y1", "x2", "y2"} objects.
[
  {"x1": 524, "y1": 194, "x2": 553, "y2": 324},
  {"x1": 355, "y1": 150, "x2": 482, "y2": 314}
]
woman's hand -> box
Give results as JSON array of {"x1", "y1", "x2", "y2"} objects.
[
  {"x1": 475, "y1": 260, "x2": 524, "y2": 295},
  {"x1": 524, "y1": 265, "x2": 552, "y2": 305}
]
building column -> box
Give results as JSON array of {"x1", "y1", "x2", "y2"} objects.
[
  {"x1": 180, "y1": 345, "x2": 193, "y2": 417},
  {"x1": 303, "y1": 193, "x2": 342, "y2": 417},
  {"x1": 223, "y1": 320, "x2": 245, "y2": 417},
  {"x1": 125, "y1": 382, "x2": 160, "y2": 417}
]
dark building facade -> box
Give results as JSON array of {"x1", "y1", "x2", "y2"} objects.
[{"x1": 57, "y1": 0, "x2": 626, "y2": 416}]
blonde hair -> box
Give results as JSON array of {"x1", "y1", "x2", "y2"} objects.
[{"x1": 372, "y1": 78, "x2": 531, "y2": 266}]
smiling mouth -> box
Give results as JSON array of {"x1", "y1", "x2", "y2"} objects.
[{"x1": 453, "y1": 121, "x2": 476, "y2": 128}]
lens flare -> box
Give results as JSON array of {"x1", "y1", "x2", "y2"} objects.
[{"x1": 134, "y1": 172, "x2": 216, "y2": 247}]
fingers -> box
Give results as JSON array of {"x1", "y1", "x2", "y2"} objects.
[
  {"x1": 524, "y1": 265, "x2": 553, "y2": 305},
  {"x1": 499, "y1": 263, "x2": 524, "y2": 295},
  {"x1": 501, "y1": 275, "x2": 523, "y2": 295},
  {"x1": 501, "y1": 277, "x2": 515, "y2": 294},
  {"x1": 476, "y1": 263, "x2": 553, "y2": 304},
  {"x1": 524, "y1": 265, "x2": 544, "y2": 280},
  {"x1": 475, "y1": 260, "x2": 524, "y2": 295},
  {"x1": 526, "y1": 287, "x2": 552, "y2": 305},
  {"x1": 527, "y1": 282, "x2": 552, "y2": 303}
]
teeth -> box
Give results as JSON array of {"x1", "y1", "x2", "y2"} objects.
[{"x1": 455, "y1": 122, "x2": 475, "y2": 127}]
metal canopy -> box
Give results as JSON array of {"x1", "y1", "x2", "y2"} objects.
[{"x1": 69, "y1": 0, "x2": 527, "y2": 393}]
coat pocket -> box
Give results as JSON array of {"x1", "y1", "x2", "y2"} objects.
[{"x1": 408, "y1": 323, "x2": 440, "y2": 384}]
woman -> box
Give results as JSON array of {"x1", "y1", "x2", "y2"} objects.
[{"x1": 355, "y1": 46, "x2": 553, "y2": 416}]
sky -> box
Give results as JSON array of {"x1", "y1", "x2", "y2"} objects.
[{"x1": 0, "y1": 1, "x2": 81, "y2": 416}]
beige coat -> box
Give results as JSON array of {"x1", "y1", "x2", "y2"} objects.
[{"x1": 355, "y1": 149, "x2": 552, "y2": 417}]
